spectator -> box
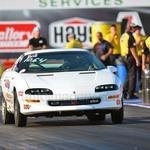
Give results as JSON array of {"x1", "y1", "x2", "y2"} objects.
[
  {"x1": 28, "y1": 27, "x2": 47, "y2": 50},
  {"x1": 120, "y1": 25, "x2": 140, "y2": 99},
  {"x1": 133, "y1": 25, "x2": 146, "y2": 90},
  {"x1": 142, "y1": 35, "x2": 150, "y2": 71},
  {"x1": 93, "y1": 32, "x2": 113, "y2": 66},
  {"x1": 65, "y1": 33, "x2": 83, "y2": 48},
  {"x1": 105, "y1": 24, "x2": 121, "y2": 65}
]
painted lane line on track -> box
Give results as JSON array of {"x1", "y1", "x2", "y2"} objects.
[{"x1": 124, "y1": 99, "x2": 150, "y2": 109}]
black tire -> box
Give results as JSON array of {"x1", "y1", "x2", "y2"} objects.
[
  {"x1": 111, "y1": 106, "x2": 124, "y2": 124},
  {"x1": 87, "y1": 112, "x2": 105, "y2": 122},
  {"x1": 1, "y1": 95, "x2": 15, "y2": 124},
  {"x1": 14, "y1": 91, "x2": 27, "y2": 127}
]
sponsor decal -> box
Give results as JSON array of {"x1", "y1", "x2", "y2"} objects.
[
  {"x1": 6, "y1": 93, "x2": 13, "y2": 99},
  {"x1": 116, "y1": 99, "x2": 121, "y2": 105},
  {"x1": 18, "y1": 91, "x2": 24, "y2": 96},
  {"x1": 49, "y1": 17, "x2": 94, "y2": 48},
  {"x1": 24, "y1": 104, "x2": 31, "y2": 110},
  {"x1": 0, "y1": 21, "x2": 40, "y2": 52},
  {"x1": 4, "y1": 79, "x2": 10, "y2": 89}
]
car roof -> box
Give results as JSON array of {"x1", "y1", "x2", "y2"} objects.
[{"x1": 23, "y1": 48, "x2": 89, "y2": 56}]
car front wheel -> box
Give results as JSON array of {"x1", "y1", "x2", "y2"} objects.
[
  {"x1": 14, "y1": 91, "x2": 27, "y2": 127},
  {"x1": 111, "y1": 106, "x2": 124, "y2": 124},
  {"x1": 1, "y1": 95, "x2": 14, "y2": 124}
]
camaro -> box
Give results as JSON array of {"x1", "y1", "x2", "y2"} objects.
[{"x1": 1, "y1": 49, "x2": 123, "y2": 127}]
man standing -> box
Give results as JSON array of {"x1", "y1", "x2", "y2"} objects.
[
  {"x1": 105, "y1": 24, "x2": 121, "y2": 65},
  {"x1": 133, "y1": 25, "x2": 146, "y2": 90},
  {"x1": 93, "y1": 32, "x2": 113, "y2": 66},
  {"x1": 120, "y1": 25, "x2": 140, "y2": 99},
  {"x1": 142, "y1": 35, "x2": 150, "y2": 71},
  {"x1": 28, "y1": 27, "x2": 47, "y2": 50}
]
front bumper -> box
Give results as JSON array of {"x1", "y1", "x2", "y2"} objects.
[{"x1": 19, "y1": 91, "x2": 123, "y2": 116}]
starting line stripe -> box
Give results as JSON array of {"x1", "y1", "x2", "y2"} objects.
[
  {"x1": 124, "y1": 99, "x2": 150, "y2": 109},
  {"x1": 124, "y1": 103, "x2": 150, "y2": 109}
]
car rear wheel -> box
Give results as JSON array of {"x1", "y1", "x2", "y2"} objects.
[
  {"x1": 111, "y1": 106, "x2": 124, "y2": 124},
  {"x1": 1, "y1": 95, "x2": 14, "y2": 124},
  {"x1": 14, "y1": 91, "x2": 27, "y2": 127},
  {"x1": 86, "y1": 112, "x2": 105, "y2": 122}
]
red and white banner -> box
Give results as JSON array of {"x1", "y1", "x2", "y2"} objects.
[{"x1": 0, "y1": 21, "x2": 40, "y2": 52}]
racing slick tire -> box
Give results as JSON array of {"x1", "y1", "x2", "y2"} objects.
[
  {"x1": 14, "y1": 91, "x2": 27, "y2": 127},
  {"x1": 111, "y1": 106, "x2": 124, "y2": 124},
  {"x1": 86, "y1": 112, "x2": 105, "y2": 122},
  {"x1": 1, "y1": 95, "x2": 15, "y2": 124}
]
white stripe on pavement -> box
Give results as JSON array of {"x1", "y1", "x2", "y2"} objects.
[{"x1": 124, "y1": 99, "x2": 150, "y2": 109}]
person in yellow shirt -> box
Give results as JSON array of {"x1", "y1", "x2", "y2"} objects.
[
  {"x1": 142, "y1": 35, "x2": 150, "y2": 71},
  {"x1": 133, "y1": 25, "x2": 145, "y2": 58},
  {"x1": 133, "y1": 25, "x2": 146, "y2": 91},
  {"x1": 65, "y1": 33, "x2": 83, "y2": 49},
  {"x1": 120, "y1": 25, "x2": 140, "y2": 99},
  {"x1": 105, "y1": 24, "x2": 120, "y2": 65}
]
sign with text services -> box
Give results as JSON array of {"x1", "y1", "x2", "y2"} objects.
[{"x1": 0, "y1": 0, "x2": 149, "y2": 10}]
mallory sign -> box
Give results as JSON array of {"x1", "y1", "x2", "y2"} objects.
[{"x1": 0, "y1": 21, "x2": 39, "y2": 52}]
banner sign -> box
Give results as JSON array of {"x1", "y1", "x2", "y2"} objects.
[
  {"x1": 0, "y1": 0, "x2": 149, "y2": 10},
  {"x1": 49, "y1": 17, "x2": 94, "y2": 48},
  {"x1": 0, "y1": 21, "x2": 39, "y2": 52}
]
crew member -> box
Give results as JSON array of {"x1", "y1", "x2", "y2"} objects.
[
  {"x1": 133, "y1": 25, "x2": 145, "y2": 90},
  {"x1": 105, "y1": 24, "x2": 120, "y2": 65},
  {"x1": 65, "y1": 33, "x2": 83, "y2": 48},
  {"x1": 120, "y1": 25, "x2": 140, "y2": 99},
  {"x1": 28, "y1": 27, "x2": 47, "y2": 50},
  {"x1": 142, "y1": 35, "x2": 150, "y2": 71},
  {"x1": 93, "y1": 32, "x2": 113, "y2": 66}
]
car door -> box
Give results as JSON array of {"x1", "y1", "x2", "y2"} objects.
[{"x1": 1, "y1": 69, "x2": 17, "y2": 112}]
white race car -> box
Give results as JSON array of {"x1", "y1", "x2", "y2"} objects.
[{"x1": 1, "y1": 49, "x2": 123, "y2": 127}]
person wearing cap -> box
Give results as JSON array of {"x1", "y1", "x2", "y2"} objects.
[
  {"x1": 65, "y1": 33, "x2": 83, "y2": 49},
  {"x1": 133, "y1": 25, "x2": 146, "y2": 90},
  {"x1": 93, "y1": 32, "x2": 113, "y2": 66},
  {"x1": 142, "y1": 35, "x2": 150, "y2": 71},
  {"x1": 105, "y1": 24, "x2": 121, "y2": 65},
  {"x1": 120, "y1": 24, "x2": 140, "y2": 99},
  {"x1": 133, "y1": 25, "x2": 145, "y2": 58},
  {"x1": 28, "y1": 27, "x2": 47, "y2": 50}
]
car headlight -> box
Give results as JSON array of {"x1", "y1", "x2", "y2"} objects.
[
  {"x1": 25, "y1": 88, "x2": 53, "y2": 95},
  {"x1": 95, "y1": 84, "x2": 118, "y2": 92}
]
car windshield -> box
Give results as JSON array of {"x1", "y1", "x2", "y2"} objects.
[{"x1": 16, "y1": 51, "x2": 105, "y2": 73}]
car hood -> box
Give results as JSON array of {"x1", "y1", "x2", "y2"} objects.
[{"x1": 21, "y1": 69, "x2": 117, "y2": 95}]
